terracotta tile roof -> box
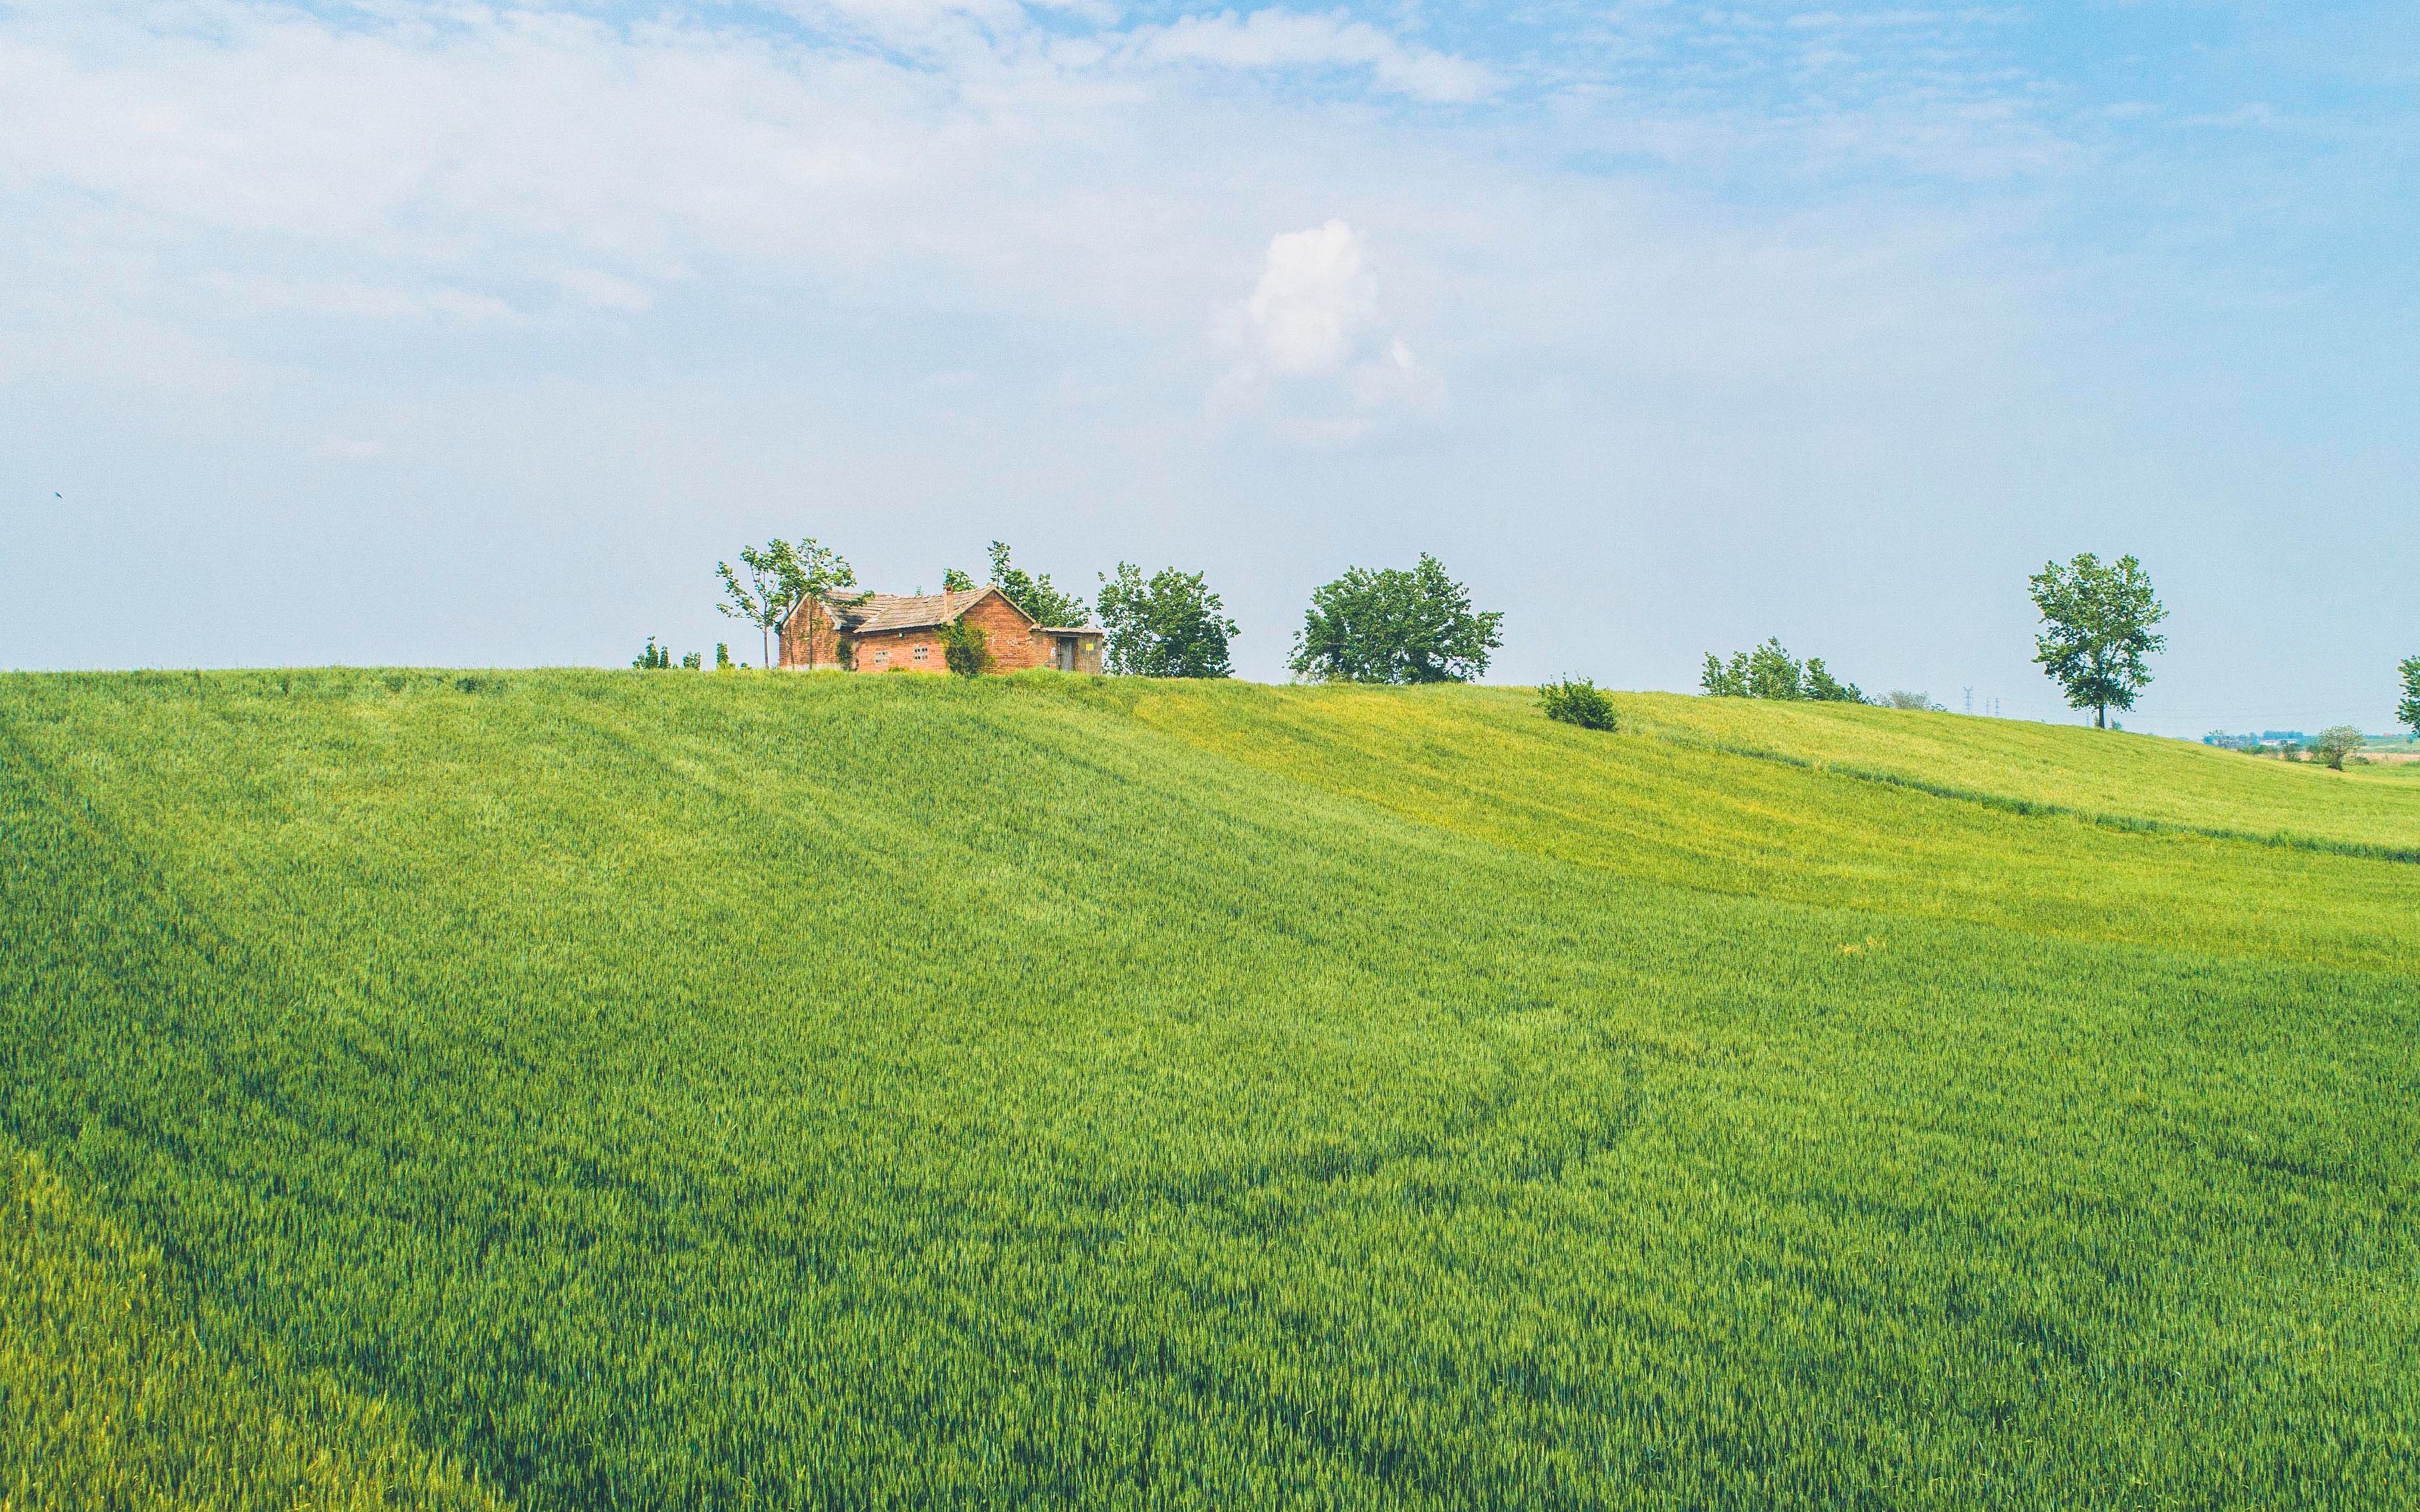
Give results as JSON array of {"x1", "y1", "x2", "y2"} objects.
[
  {"x1": 783, "y1": 584, "x2": 1101, "y2": 636},
  {"x1": 835, "y1": 589, "x2": 998, "y2": 634}
]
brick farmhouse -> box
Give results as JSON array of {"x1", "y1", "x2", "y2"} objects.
[{"x1": 778, "y1": 586, "x2": 1104, "y2": 675}]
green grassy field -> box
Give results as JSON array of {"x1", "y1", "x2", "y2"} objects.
[{"x1": 3, "y1": 669, "x2": 2415, "y2": 1509}]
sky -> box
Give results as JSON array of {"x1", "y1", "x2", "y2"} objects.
[{"x1": 1, "y1": 0, "x2": 2414, "y2": 734}]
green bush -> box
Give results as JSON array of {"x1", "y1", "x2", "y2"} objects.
[
  {"x1": 1539, "y1": 676, "x2": 1617, "y2": 730},
  {"x1": 938, "y1": 619, "x2": 993, "y2": 677}
]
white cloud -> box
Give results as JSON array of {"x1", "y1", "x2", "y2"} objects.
[
  {"x1": 1243, "y1": 219, "x2": 1374, "y2": 376},
  {"x1": 1215, "y1": 219, "x2": 1440, "y2": 439},
  {"x1": 1129, "y1": 10, "x2": 1497, "y2": 104}
]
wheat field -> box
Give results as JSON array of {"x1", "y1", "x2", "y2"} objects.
[{"x1": 3, "y1": 669, "x2": 2414, "y2": 1509}]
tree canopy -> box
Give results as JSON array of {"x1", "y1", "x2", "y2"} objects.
[
  {"x1": 1096, "y1": 563, "x2": 1237, "y2": 677},
  {"x1": 2399, "y1": 655, "x2": 2420, "y2": 735},
  {"x1": 1288, "y1": 555, "x2": 1503, "y2": 685},
  {"x1": 2028, "y1": 552, "x2": 2166, "y2": 729}
]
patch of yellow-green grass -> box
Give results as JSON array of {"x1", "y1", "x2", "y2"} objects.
[
  {"x1": 1596, "y1": 690, "x2": 2420, "y2": 856},
  {"x1": 0, "y1": 1139, "x2": 507, "y2": 1512},
  {"x1": 1123, "y1": 681, "x2": 2420, "y2": 974}
]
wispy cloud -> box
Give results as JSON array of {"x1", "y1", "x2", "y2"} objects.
[{"x1": 1126, "y1": 10, "x2": 1497, "y2": 104}]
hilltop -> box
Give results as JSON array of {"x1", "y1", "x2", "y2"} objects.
[{"x1": 3, "y1": 671, "x2": 2415, "y2": 1509}]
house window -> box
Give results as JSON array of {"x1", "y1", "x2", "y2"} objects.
[
  {"x1": 913, "y1": 646, "x2": 927, "y2": 661},
  {"x1": 874, "y1": 648, "x2": 888, "y2": 662}
]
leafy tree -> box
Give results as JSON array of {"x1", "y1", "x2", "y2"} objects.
[
  {"x1": 1288, "y1": 554, "x2": 1503, "y2": 684},
  {"x1": 679, "y1": 651, "x2": 702, "y2": 671},
  {"x1": 941, "y1": 568, "x2": 977, "y2": 594},
  {"x1": 1096, "y1": 563, "x2": 1237, "y2": 677},
  {"x1": 2314, "y1": 726, "x2": 2364, "y2": 771},
  {"x1": 1884, "y1": 690, "x2": 1943, "y2": 712},
  {"x1": 2028, "y1": 552, "x2": 2167, "y2": 729},
  {"x1": 2399, "y1": 655, "x2": 2420, "y2": 734},
  {"x1": 632, "y1": 636, "x2": 671, "y2": 671},
  {"x1": 717, "y1": 541, "x2": 800, "y2": 671},
  {"x1": 987, "y1": 542, "x2": 1090, "y2": 627},
  {"x1": 717, "y1": 538, "x2": 866, "y2": 671},
  {"x1": 937, "y1": 618, "x2": 993, "y2": 677},
  {"x1": 715, "y1": 643, "x2": 732, "y2": 671},
  {"x1": 1539, "y1": 677, "x2": 1616, "y2": 730}
]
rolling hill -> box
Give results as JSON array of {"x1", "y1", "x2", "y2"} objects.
[{"x1": 3, "y1": 670, "x2": 2415, "y2": 1509}]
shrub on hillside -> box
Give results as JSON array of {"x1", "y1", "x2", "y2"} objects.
[{"x1": 1539, "y1": 677, "x2": 1617, "y2": 731}]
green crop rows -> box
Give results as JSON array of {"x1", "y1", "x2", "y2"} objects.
[{"x1": 2, "y1": 669, "x2": 2415, "y2": 1508}]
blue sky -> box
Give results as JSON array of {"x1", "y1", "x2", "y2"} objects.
[{"x1": 2, "y1": 0, "x2": 2413, "y2": 732}]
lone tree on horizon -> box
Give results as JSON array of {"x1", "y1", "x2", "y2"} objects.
[
  {"x1": 1290, "y1": 554, "x2": 1504, "y2": 685},
  {"x1": 2399, "y1": 654, "x2": 2420, "y2": 736},
  {"x1": 2028, "y1": 552, "x2": 2167, "y2": 729}
]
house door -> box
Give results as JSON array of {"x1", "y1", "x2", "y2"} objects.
[{"x1": 1054, "y1": 637, "x2": 1076, "y2": 671}]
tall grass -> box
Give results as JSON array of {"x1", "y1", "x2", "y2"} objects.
[
  {"x1": 1, "y1": 669, "x2": 2415, "y2": 1509},
  {"x1": 0, "y1": 1136, "x2": 505, "y2": 1511}
]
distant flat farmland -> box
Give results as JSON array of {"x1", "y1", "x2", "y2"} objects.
[{"x1": 4, "y1": 670, "x2": 2416, "y2": 1509}]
